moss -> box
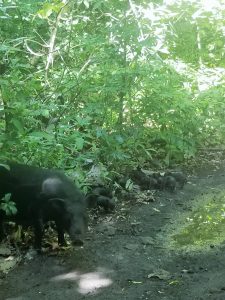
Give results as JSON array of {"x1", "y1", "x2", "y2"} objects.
[{"x1": 168, "y1": 188, "x2": 225, "y2": 251}]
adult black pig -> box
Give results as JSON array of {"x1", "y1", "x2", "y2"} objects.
[{"x1": 0, "y1": 162, "x2": 87, "y2": 250}]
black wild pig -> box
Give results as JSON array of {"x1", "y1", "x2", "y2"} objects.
[{"x1": 0, "y1": 162, "x2": 87, "y2": 250}]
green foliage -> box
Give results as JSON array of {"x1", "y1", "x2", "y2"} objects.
[
  {"x1": 0, "y1": 0, "x2": 225, "y2": 177},
  {"x1": 0, "y1": 194, "x2": 17, "y2": 216}
]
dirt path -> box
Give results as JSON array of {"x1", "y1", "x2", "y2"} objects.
[{"x1": 1, "y1": 165, "x2": 225, "y2": 300}]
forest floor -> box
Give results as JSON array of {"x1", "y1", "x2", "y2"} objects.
[{"x1": 1, "y1": 160, "x2": 225, "y2": 300}]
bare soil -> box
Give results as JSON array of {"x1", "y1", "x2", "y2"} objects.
[{"x1": 1, "y1": 164, "x2": 225, "y2": 300}]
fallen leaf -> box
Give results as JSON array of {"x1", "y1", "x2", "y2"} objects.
[
  {"x1": 0, "y1": 256, "x2": 21, "y2": 274},
  {"x1": 152, "y1": 208, "x2": 160, "y2": 213},
  {"x1": 147, "y1": 269, "x2": 171, "y2": 280}
]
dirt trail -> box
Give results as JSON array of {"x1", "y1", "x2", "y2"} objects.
[{"x1": 1, "y1": 165, "x2": 225, "y2": 300}]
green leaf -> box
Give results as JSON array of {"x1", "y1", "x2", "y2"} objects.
[
  {"x1": 76, "y1": 137, "x2": 84, "y2": 150},
  {"x1": 9, "y1": 205, "x2": 18, "y2": 216},
  {"x1": 125, "y1": 179, "x2": 133, "y2": 191},
  {"x1": 41, "y1": 109, "x2": 50, "y2": 118},
  {"x1": 29, "y1": 131, "x2": 54, "y2": 141},
  {"x1": 37, "y1": 4, "x2": 53, "y2": 19},
  {"x1": 83, "y1": 0, "x2": 89, "y2": 8},
  {"x1": 0, "y1": 164, "x2": 10, "y2": 171},
  {"x1": 11, "y1": 119, "x2": 24, "y2": 133},
  {"x1": 115, "y1": 135, "x2": 124, "y2": 144}
]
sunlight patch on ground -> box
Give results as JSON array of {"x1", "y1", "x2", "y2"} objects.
[
  {"x1": 164, "y1": 187, "x2": 225, "y2": 251},
  {"x1": 51, "y1": 267, "x2": 113, "y2": 295},
  {"x1": 78, "y1": 272, "x2": 112, "y2": 294},
  {"x1": 52, "y1": 271, "x2": 79, "y2": 281}
]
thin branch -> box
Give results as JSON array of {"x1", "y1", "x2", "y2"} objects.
[
  {"x1": 45, "y1": 1, "x2": 69, "y2": 72},
  {"x1": 77, "y1": 57, "x2": 92, "y2": 77},
  {"x1": 24, "y1": 40, "x2": 44, "y2": 57}
]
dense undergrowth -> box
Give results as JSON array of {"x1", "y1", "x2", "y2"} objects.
[{"x1": 1, "y1": 0, "x2": 225, "y2": 184}]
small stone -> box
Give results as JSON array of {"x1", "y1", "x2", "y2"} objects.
[
  {"x1": 107, "y1": 226, "x2": 116, "y2": 236},
  {"x1": 181, "y1": 269, "x2": 194, "y2": 274},
  {"x1": 140, "y1": 237, "x2": 154, "y2": 246},
  {"x1": 24, "y1": 249, "x2": 37, "y2": 261},
  {"x1": 124, "y1": 244, "x2": 138, "y2": 251},
  {"x1": 96, "y1": 224, "x2": 116, "y2": 236},
  {"x1": 147, "y1": 269, "x2": 171, "y2": 280}
]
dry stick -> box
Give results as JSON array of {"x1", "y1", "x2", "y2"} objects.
[{"x1": 45, "y1": 1, "x2": 69, "y2": 74}]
